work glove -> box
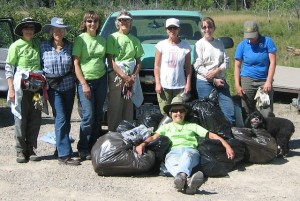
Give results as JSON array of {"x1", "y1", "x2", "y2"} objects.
[{"x1": 254, "y1": 87, "x2": 270, "y2": 107}]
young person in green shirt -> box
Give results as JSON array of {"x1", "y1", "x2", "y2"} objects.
[
  {"x1": 136, "y1": 97, "x2": 235, "y2": 195},
  {"x1": 73, "y1": 11, "x2": 107, "y2": 160},
  {"x1": 5, "y1": 18, "x2": 43, "y2": 163}
]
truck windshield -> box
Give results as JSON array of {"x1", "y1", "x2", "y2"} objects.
[{"x1": 100, "y1": 16, "x2": 201, "y2": 44}]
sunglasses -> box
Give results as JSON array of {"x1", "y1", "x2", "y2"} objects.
[
  {"x1": 23, "y1": 25, "x2": 35, "y2": 29},
  {"x1": 167, "y1": 26, "x2": 178, "y2": 30},
  {"x1": 86, "y1": 19, "x2": 98, "y2": 23},
  {"x1": 118, "y1": 19, "x2": 131, "y2": 23},
  {"x1": 170, "y1": 108, "x2": 186, "y2": 113},
  {"x1": 202, "y1": 26, "x2": 213, "y2": 30}
]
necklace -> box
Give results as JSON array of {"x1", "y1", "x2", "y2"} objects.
[{"x1": 172, "y1": 122, "x2": 185, "y2": 132}]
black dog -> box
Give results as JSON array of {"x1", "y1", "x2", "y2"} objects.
[{"x1": 245, "y1": 111, "x2": 295, "y2": 157}]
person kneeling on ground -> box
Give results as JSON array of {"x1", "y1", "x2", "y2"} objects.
[{"x1": 136, "y1": 97, "x2": 235, "y2": 195}]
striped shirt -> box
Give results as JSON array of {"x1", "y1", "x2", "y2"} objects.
[{"x1": 40, "y1": 39, "x2": 75, "y2": 91}]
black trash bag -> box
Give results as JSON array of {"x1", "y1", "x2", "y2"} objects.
[
  {"x1": 147, "y1": 136, "x2": 171, "y2": 162},
  {"x1": 116, "y1": 120, "x2": 139, "y2": 133},
  {"x1": 191, "y1": 99, "x2": 233, "y2": 139},
  {"x1": 231, "y1": 127, "x2": 277, "y2": 164},
  {"x1": 138, "y1": 113, "x2": 164, "y2": 131},
  {"x1": 91, "y1": 132, "x2": 156, "y2": 176},
  {"x1": 158, "y1": 162, "x2": 173, "y2": 177},
  {"x1": 196, "y1": 138, "x2": 245, "y2": 177},
  {"x1": 158, "y1": 115, "x2": 172, "y2": 128}
]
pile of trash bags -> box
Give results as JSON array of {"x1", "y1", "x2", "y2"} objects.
[{"x1": 91, "y1": 90, "x2": 278, "y2": 177}]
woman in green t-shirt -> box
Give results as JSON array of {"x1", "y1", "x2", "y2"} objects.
[
  {"x1": 106, "y1": 10, "x2": 144, "y2": 132},
  {"x1": 73, "y1": 11, "x2": 107, "y2": 160},
  {"x1": 5, "y1": 18, "x2": 43, "y2": 163},
  {"x1": 136, "y1": 97, "x2": 235, "y2": 195}
]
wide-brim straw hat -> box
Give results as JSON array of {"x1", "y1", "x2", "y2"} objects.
[
  {"x1": 14, "y1": 17, "x2": 42, "y2": 37},
  {"x1": 163, "y1": 96, "x2": 192, "y2": 116},
  {"x1": 43, "y1": 17, "x2": 72, "y2": 33}
]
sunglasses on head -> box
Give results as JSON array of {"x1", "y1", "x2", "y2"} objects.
[
  {"x1": 170, "y1": 108, "x2": 186, "y2": 113},
  {"x1": 118, "y1": 18, "x2": 131, "y2": 23},
  {"x1": 86, "y1": 19, "x2": 98, "y2": 23},
  {"x1": 202, "y1": 25, "x2": 213, "y2": 30},
  {"x1": 167, "y1": 26, "x2": 178, "y2": 30}
]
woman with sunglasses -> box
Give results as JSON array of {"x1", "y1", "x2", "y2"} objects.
[
  {"x1": 194, "y1": 17, "x2": 235, "y2": 125},
  {"x1": 73, "y1": 11, "x2": 107, "y2": 160},
  {"x1": 106, "y1": 10, "x2": 144, "y2": 132},
  {"x1": 154, "y1": 18, "x2": 192, "y2": 115},
  {"x1": 5, "y1": 18, "x2": 43, "y2": 163},
  {"x1": 136, "y1": 96, "x2": 235, "y2": 195}
]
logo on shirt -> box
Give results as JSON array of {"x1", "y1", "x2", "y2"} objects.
[{"x1": 168, "y1": 50, "x2": 178, "y2": 68}]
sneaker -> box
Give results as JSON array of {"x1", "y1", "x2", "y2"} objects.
[
  {"x1": 174, "y1": 173, "x2": 187, "y2": 190},
  {"x1": 58, "y1": 157, "x2": 81, "y2": 166},
  {"x1": 16, "y1": 151, "x2": 26, "y2": 163},
  {"x1": 79, "y1": 151, "x2": 92, "y2": 161},
  {"x1": 185, "y1": 171, "x2": 204, "y2": 195},
  {"x1": 27, "y1": 150, "x2": 41, "y2": 161}
]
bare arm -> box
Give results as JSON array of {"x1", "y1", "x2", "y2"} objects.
[
  {"x1": 135, "y1": 133, "x2": 160, "y2": 156},
  {"x1": 74, "y1": 56, "x2": 90, "y2": 99},
  {"x1": 264, "y1": 52, "x2": 276, "y2": 92},
  {"x1": 5, "y1": 64, "x2": 15, "y2": 103},
  {"x1": 208, "y1": 132, "x2": 235, "y2": 160},
  {"x1": 234, "y1": 59, "x2": 244, "y2": 97},
  {"x1": 7, "y1": 77, "x2": 14, "y2": 103},
  {"x1": 184, "y1": 52, "x2": 192, "y2": 93},
  {"x1": 154, "y1": 49, "x2": 162, "y2": 94}
]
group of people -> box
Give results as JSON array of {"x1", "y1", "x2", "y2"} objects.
[
  {"x1": 5, "y1": 10, "x2": 144, "y2": 166},
  {"x1": 5, "y1": 9, "x2": 277, "y2": 195}
]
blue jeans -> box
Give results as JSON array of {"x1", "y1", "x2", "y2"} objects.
[
  {"x1": 48, "y1": 87, "x2": 75, "y2": 158},
  {"x1": 196, "y1": 79, "x2": 235, "y2": 125},
  {"x1": 77, "y1": 75, "x2": 107, "y2": 152},
  {"x1": 165, "y1": 147, "x2": 200, "y2": 177}
]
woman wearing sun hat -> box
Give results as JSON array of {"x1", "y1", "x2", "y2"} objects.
[
  {"x1": 73, "y1": 11, "x2": 107, "y2": 160},
  {"x1": 5, "y1": 17, "x2": 43, "y2": 163},
  {"x1": 106, "y1": 9, "x2": 144, "y2": 131},
  {"x1": 136, "y1": 96, "x2": 235, "y2": 195},
  {"x1": 40, "y1": 17, "x2": 80, "y2": 166},
  {"x1": 154, "y1": 18, "x2": 192, "y2": 115}
]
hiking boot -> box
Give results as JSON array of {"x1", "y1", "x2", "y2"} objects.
[
  {"x1": 79, "y1": 151, "x2": 92, "y2": 161},
  {"x1": 174, "y1": 172, "x2": 187, "y2": 190},
  {"x1": 16, "y1": 151, "x2": 26, "y2": 163},
  {"x1": 58, "y1": 157, "x2": 81, "y2": 166},
  {"x1": 185, "y1": 171, "x2": 204, "y2": 195},
  {"x1": 27, "y1": 150, "x2": 41, "y2": 161}
]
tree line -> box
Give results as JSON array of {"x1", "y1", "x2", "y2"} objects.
[{"x1": 3, "y1": 0, "x2": 300, "y2": 14}]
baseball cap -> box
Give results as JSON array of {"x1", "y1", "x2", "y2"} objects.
[
  {"x1": 244, "y1": 21, "x2": 258, "y2": 38},
  {"x1": 165, "y1": 18, "x2": 180, "y2": 28}
]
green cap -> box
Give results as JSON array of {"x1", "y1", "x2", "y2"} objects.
[{"x1": 244, "y1": 21, "x2": 258, "y2": 39}]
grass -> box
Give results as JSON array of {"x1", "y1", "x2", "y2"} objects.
[{"x1": 203, "y1": 10, "x2": 300, "y2": 94}]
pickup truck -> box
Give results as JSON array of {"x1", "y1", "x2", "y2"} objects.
[
  {"x1": 100, "y1": 10, "x2": 233, "y2": 118},
  {"x1": 0, "y1": 18, "x2": 16, "y2": 92}
]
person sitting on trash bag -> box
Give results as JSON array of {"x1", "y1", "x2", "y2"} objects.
[{"x1": 135, "y1": 96, "x2": 235, "y2": 195}]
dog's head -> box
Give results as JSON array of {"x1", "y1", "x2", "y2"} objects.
[{"x1": 245, "y1": 111, "x2": 266, "y2": 129}]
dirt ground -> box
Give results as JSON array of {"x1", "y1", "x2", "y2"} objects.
[{"x1": 0, "y1": 99, "x2": 300, "y2": 201}]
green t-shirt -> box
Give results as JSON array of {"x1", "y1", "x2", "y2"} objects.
[
  {"x1": 156, "y1": 121, "x2": 208, "y2": 149},
  {"x1": 6, "y1": 38, "x2": 41, "y2": 71},
  {"x1": 106, "y1": 32, "x2": 144, "y2": 62},
  {"x1": 72, "y1": 32, "x2": 106, "y2": 80}
]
